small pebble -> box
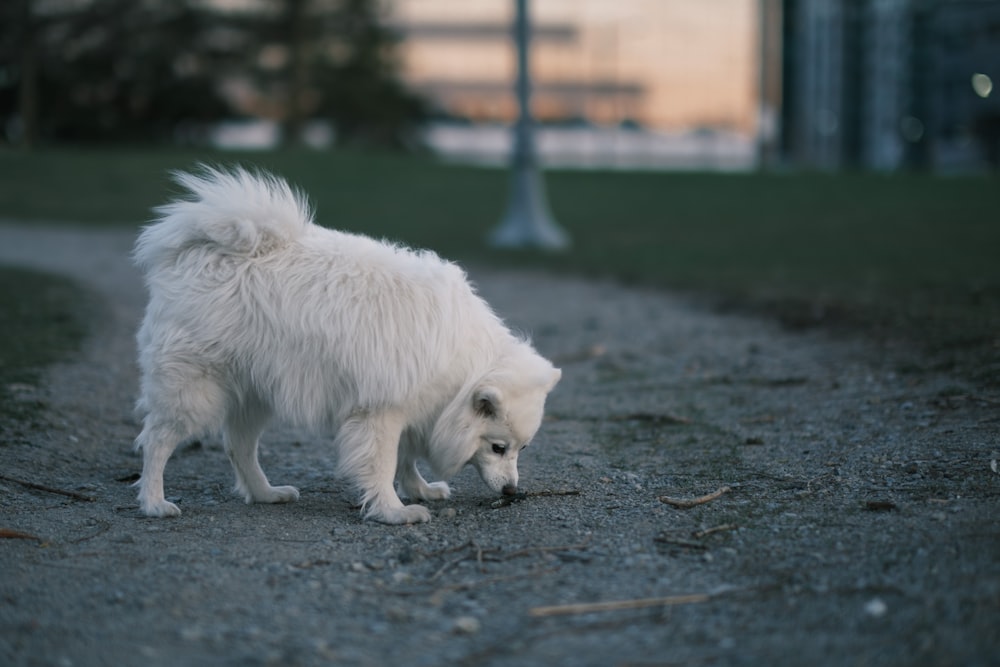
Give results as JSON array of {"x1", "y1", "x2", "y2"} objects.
[
  {"x1": 864, "y1": 598, "x2": 887, "y2": 618},
  {"x1": 452, "y1": 616, "x2": 480, "y2": 634}
]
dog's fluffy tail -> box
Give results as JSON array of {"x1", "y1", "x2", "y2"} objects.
[{"x1": 134, "y1": 165, "x2": 313, "y2": 272}]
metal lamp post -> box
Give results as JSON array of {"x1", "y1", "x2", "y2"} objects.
[{"x1": 489, "y1": 0, "x2": 569, "y2": 250}]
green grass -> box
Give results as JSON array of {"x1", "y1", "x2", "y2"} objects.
[
  {"x1": 2, "y1": 149, "x2": 995, "y2": 291},
  {"x1": 548, "y1": 170, "x2": 997, "y2": 290},
  {"x1": 1, "y1": 148, "x2": 998, "y2": 386}
]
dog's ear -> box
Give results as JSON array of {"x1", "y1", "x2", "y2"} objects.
[{"x1": 473, "y1": 386, "x2": 503, "y2": 419}]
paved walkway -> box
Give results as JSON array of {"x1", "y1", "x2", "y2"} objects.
[{"x1": 1, "y1": 221, "x2": 997, "y2": 667}]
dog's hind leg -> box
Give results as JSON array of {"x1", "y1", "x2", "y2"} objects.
[
  {"x1": 336, "y1": 409, "x2": 431, "y2": 524},
  {"x1": 224, "y1": 398, "x2": 299, "y2": 505},
  {"x1": 134, "y1": 365, "x2": 228, "y2": 517},
  {"x1": 134, "y1": 421, "x2": 187, "y2": 517}
]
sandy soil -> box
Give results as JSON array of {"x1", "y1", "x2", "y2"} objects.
[{"x1": 1, "y1": 221, "x2": 997, "y2": 667}]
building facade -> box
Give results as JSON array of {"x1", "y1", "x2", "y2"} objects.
[{"x1": 777, "y1": 0, "x2": 1000, "y2": 171}]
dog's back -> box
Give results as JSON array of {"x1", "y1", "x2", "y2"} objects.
[{"x1": 133, "y1": 166, "x2": 506, "y2": 431}]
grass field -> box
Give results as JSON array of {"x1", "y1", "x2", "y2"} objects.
[{"x1": 1, "y1": 148, "x2": 998, "y2": 387}]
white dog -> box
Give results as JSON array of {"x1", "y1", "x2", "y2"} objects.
[{"x1": 132, "y1": 166, "x2": 560, "y2": 524}]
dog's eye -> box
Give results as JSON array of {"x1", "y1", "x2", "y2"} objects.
[{"x1": 491, "y1": 442, "x2": 507, "y2": 456}]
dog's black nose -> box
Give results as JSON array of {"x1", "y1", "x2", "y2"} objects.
[{"x1": 501, "y1": 484, "x2": 518, "y2": 496}]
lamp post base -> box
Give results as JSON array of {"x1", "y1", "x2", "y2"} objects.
[{"x1": 489, "y1": 164, "x2": 569, "y2": 250}]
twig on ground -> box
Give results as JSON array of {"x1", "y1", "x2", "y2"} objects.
[
  {"x1": 532, "y1": 489, "x2": 582, "y2": 497},
  {"x1": 653, "y1": 535, "x2": 707, "y2": 550},
  {"x1": 502, "y1": 541, "x2": 591, "y2": 561},
  {"x1": 420, "y1": 539, "x2": 479, "y2": 559},
  {"x1": 529, "y1": 593, "x2": 711, "y2": 618},
  {"x1": 68, "y1": 519, "x2": 111, "y2": 544},
  {"x1": 0, "y1": 474, "x2": 96, "y2": 502},
  {"x1": 428, "y1": 542, "x2": 500, "y2": 581},
  {"x1": 429, "y1": 553, "x2": 470, "y2": 581},
  {"x1": 0, "y1": 528, "x2": 43, "y2": 542},
  {"x1": 692, "y1": 523, "x2": 738, "y2": 539},
  {"x1": 491, "y1": 488, "x2": 580, "y2": 508},
  {"x1": 426, "y1": 539, "x2": 587, "y2": 580},
  {"x1": 659, "y1": 486, "x2": 731, "y2": 509}
]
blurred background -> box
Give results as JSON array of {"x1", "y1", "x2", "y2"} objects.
[
  {"x1": 0, "y1": 0, "x2": 998, "y2": 388},
  {"x1": 2, "y1": 0, "x2": 998, "y2": 172}
]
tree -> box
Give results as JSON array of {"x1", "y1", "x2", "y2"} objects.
[
  {"x1": 253, "y1": 0, "x2": 429, "y2": 149},
  {"x1": 0, "y1": 0, "x2": 428, "y2": 149},
  {"x1": 0, "y1": 0, "x2": 236, "y2": 146}
]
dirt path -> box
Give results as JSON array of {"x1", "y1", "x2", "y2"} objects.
[{"x1": 1, "y1": 221, "x2": 997, "y2": 667}]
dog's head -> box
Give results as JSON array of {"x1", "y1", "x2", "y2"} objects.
[{"x1": 430, "y1": 345, "x2": 561, "y2": 495}]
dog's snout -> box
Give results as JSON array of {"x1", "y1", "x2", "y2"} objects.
[{"x1": 501, "y1": 484, "x2": 518, "y2": 496}]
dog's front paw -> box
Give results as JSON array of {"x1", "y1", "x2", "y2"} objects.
[
  {"x1": 368, "y1": 503, "x2": 431, "y2": 525},
  {"x1": 420, "y1": 481, "x2": 451, "y2": 501},
  {"x1": 139, "y1": 498, "x2": 182, "y2": 518},
  {"x1": 250, "y1": 485, "x2": 300, "y2": 504}
]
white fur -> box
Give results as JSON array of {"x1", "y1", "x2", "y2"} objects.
[{"x1": 132, "y1": 166, "x2": 560, "y2": 524}]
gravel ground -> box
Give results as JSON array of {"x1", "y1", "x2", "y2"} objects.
[{"x1": 0, "y1": 221, "x2": 997, "y2": 667}]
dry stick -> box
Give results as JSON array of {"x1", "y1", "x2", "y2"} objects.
[
  {"x1": 429, "y1": 553, "x2": 470, "y2": 581},
  {"x1": 69, "y1": 519, "x2": 111, "y2": 544},
  {"x1": 528, "y1": 489, "x2": 581, "y2": 498},
  {"x1": 692, "y1": 523, "x2": 738, "y2": 539},
  {"x1": 428, "y1": 542, "x2": 500, "y2": 581},
  {"x1": 429, "y1": 540, "x2": 585, "y2": 580},
  {"x1": 503, "y1": 541, "x2": 590, "y2": 561},
  {"x1": 659, "y1": 485, "x2": 731, "y2": 509},
  {"x1": 0, "y1": 474, "x2": 96, "y2": 502},
  {"x1": 0, "y1": 528, "x2": 43, "y2": 541},
  {"x1": 420, "y1": 539, "x2": 477, "y2": 559},
  {"x1": 530, "y1": 593, "x2": 711, "y2": 618},
  {"x1": 653, "y1": 535, "x2": 707, "y2": 550}
]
